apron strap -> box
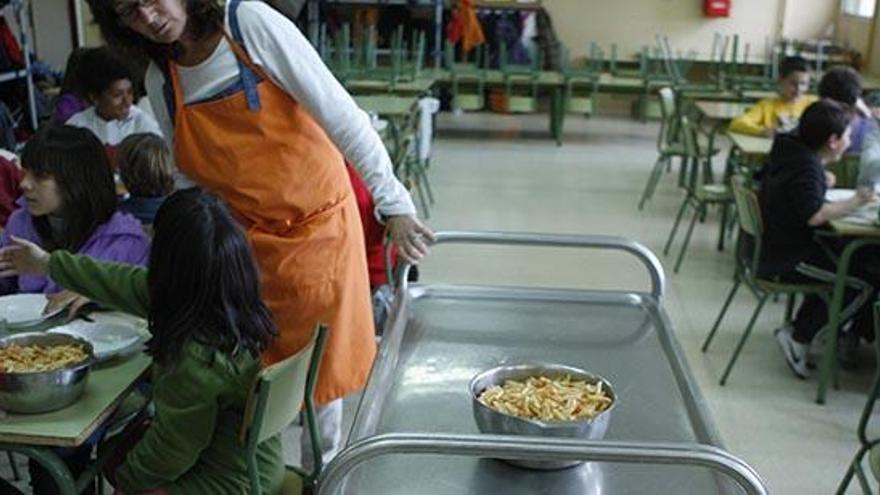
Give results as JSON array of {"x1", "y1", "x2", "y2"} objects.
[
  {"x1": 165, "y1": 0, "x2": 266, "y2": 120},
  {"x1": 227, "y1": 0, "x2": 261, "y2": 111}
]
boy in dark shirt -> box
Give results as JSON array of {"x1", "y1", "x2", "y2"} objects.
[{"x1": 759, "y1": 99, "x2": 876, "y2": 378}]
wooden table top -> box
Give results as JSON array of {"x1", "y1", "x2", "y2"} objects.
[
  {"x1": 695, "y1": 101, "x2": 753, "y2": 121},
  {"x1": 0, "y1": 352, "x2": 151, "y2": 447},
  {"x1": 830, "y1": 202, "x2": 880, "y2": 237},
  {"x1": 727, "y1": 132, "x2": 773, "y2": 156}
]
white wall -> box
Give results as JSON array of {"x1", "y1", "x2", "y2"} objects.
[
  {"x1": 550, "y1": 0, "x2": 780, "y2": 60},
  {"x1": 31, "y1": 0, "x2": 74, "y2": 70},
  {"x1": 837, "y1": 13, "x2": 873, "y2": 57},
  {"x1": 782, "y1": 0, "x2": 837, "y2": 40}
]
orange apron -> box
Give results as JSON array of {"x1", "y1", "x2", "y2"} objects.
[{"x1": 167, "y1": 32, "x2": 375, "y2": 405}]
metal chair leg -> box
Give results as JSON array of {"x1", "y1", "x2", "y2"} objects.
[
  {"x1": 674, "y1": 202, "x2": 703, "y2": 273},
  {"x1": 664, "y1": 196, "x2": 691, "y2": 256},
  {"x1": 784, "y1": 294, "x2": 796, "y2": 323},
  {"x1": 5, "y1": 451, "x2": 19, "y2": 481},
  {"x1": 638, "y1": 155, "x2": 668, "y2": 210},
  {"x1": 720, "y1": 294, "x2": 768, "y2": 385},
  {"x1": 703, "y1": 277, "x2": 742, "y2": 352}
]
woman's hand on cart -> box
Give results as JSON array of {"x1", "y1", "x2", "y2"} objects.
[{"x1": 387, "y1": 214, "x2": 434, "y2": 263}]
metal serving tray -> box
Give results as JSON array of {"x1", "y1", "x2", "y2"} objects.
[{"x1": 318, "y1": 232, "x2": 767, "y2": 495}]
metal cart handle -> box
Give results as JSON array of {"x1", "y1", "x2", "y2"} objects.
[
  {"x1": 399, "y1": 231, "x2": 666, "y2": 300},
  {"x1": 318, "y1": 433, "x2": 768, "y2": 495}
]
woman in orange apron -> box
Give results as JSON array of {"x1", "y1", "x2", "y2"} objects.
[{"x1": 87, "y1": 0, "x2": 433, "y2": 467}]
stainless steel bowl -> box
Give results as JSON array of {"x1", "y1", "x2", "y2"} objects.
[
  {"x1": 470, "y1": 363, "x2": 616, "y2": 470},
  {"x1": 0, "y1": 332, "x2": 94, "y2": 414}
]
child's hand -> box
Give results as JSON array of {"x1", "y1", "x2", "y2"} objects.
[
  {"x1": 825, "y1": 171, "x2": 837, "y2": 188},
  {"x1": 853, "y1": 187, "x2": 877, "y2": 206},
  {"x1": 0, "y1": 236, "x2": 50, "y2": 277},
  {"x1": 44, "y1": 290, "x2": 91, "y2": 320}
]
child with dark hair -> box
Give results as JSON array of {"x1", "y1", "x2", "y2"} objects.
[
  {"x1": 66, "y1": 47, "x2": 162, "y2": 154},
  {"x1": 0, "y1": 125, "x2": 150, "y2": 298},
  {"x1": 0, "y1": 188, "x2": 282, "y2": 494},
  {"x1": 0, "y1": 124, "x2": 150, "y2": 493},
  {"x1": 818, "y1": 66, "x2": 875, "y2": 152},
  {"x1": 758, "y1": 99, "x2": 877, "y2": 378},
  {"x1": 117, "y1": 133, "x2": 175, "y2": 225},
  {"x1": 730, "y1": 56, "x2": 816, "y2": 137}
]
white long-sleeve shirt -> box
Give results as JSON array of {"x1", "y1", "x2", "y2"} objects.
[{"x1": 145, "y1": 0, "x2": 415, "y2": 217}]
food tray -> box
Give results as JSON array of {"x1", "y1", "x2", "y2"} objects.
[{"x1": 318, "y1": 232, "x2": 767, "y2": 495}]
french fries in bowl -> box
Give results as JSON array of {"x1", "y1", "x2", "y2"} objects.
[{"x1": 469, "y1": 363, "x2": 616, "y2": 470}]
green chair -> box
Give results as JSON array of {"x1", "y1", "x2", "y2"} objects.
[
  {"x1": 662, "y1": 112, "x2": 730, "y2": 273},
  {"x1": 838, "y1": 310, "x2": 880, "y2": 492},
  {"x1": 701, "y1": 176, "x2": 835, "y2": 384},
  {"x1": 500, "y1": 43, "x2": 541, "y2": 113},
  {"x1": 559, "y1": 45, "x2": 599, "y2": 117},
  {"x1": 610, "y1": 43, "x2": 646, "y2": 79},
  {"x1": 241, "y1": 325, "x2": 329, "y2": 494},
  {"x1": 445, "y1": 41, "x2": 486, "y2": 112},
  {"x1": 638, "y1": 87, "x2": 689, "y2": 209}
]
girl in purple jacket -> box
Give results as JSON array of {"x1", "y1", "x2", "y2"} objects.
[{"x1": 0, "y1": 125, "x2": 150, "y2": 306}]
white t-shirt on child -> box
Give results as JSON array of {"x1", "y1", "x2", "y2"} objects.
[{"x1": 66, "y1": 105, "x2": 163, "y2": 146}]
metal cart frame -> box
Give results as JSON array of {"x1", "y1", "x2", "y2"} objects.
[{"x1": 319, "y1": 231, "x2": 768, "y2": 495}]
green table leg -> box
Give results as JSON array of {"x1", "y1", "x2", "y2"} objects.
[
  {"x1": 816, "y1": 238, "x2": 880, "y2": 404},
  {"x1": 549, "y1": 87, "x2": 563, "y2": 146}
]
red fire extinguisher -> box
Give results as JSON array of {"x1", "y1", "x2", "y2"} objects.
[{"x1": 704, "y1": 0, "x2": 731, "y2": 17}]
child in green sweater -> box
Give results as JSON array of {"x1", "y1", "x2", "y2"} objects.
[{"x1": 0, "y1": 188, "x2": 282, "y2": 494}]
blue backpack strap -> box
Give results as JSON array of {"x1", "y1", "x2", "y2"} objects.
[{"x1": 228, "y1": 0, "x2": 261, "y2": 111}]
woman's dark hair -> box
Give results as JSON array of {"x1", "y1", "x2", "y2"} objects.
[
  {"x1": 78, "y1": 47, "x2": 135, "y2": 98},
  {"x1": 21, "y1": 125, "x2": 118, "y2": 251},
  {"x1": 779, "y1": 56, "x2": 809, "y2": 79},
  {"x1": 117, "y1": 133, "x2": 175, "y2": 197},
  {"x1": 147, "y1": 188, "x2": 276, "y2": 366},
  {"x1": 819, "y1": 66, "x2": 863, "y2": 106},
  {"x1": 798, "y1": 99, "x2": 854, "y2": 150},
  {"x1": 86, "y1": 0, "x2": 224, "y2": 65}
]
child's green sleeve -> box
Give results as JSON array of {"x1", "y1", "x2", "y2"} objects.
[{"x1": 48, "y1": 251, "x2": 150, "y2": 318}]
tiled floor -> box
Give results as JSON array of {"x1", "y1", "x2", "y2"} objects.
[{"x1": 408, "y1": 112, "x2": 874, "y2": 494}]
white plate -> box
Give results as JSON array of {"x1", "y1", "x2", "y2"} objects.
[
  {"x1": 48, "y1": 320, "x2": 144, "y2": 361},
  {"x1": 0, "y1": 294, "x2": 63, "y2": 327},
  {"x1": 825, "y1": 188, "x2": 855, "y2": 203}
]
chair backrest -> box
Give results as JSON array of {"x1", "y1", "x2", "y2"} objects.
[
  {"x1": 730, "y1": 174, "x2": 764, "y2": 276},
  {"x1": 240, "y1": 325, "x2": 329, "y2": 494},
  {"x1": 656, "y1": 87, "x2": 678, "y2": 150},
  {"x1": 658, "y1": 87, "x2": 676, "y2": 120},
  {"x1": 731, "y1": 174, "x2": 763, "y2": 237}
]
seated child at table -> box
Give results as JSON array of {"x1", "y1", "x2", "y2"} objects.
[
  {"x1": 818, "y1": 66, "x2": 875, "y2": 153},
  {"x1": 757, "y1": 99, "x2": 877, "y2": 378},
  {"x1": 66, "y1": 47, "x2": 162, "y2": 161},
  {"x1": 0, "y1": 188, "x2": 283, "y2": 494},
  {"x1": 0, "y1": 125, "x2": 150, "y2": 493},
  {"x1": 729, "y1": 56, "x2": 815, "y2": 137},
  {"x1": 117, "y1": 133, "x2": 175, "y2": 226},
  {"x1": 0, "y1": 125, "x2": 150, "y2": 300}
]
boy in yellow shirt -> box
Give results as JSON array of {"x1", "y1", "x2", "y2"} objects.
[{"x1": 729, "y1": 56, "x2": 815, "y2": 137}]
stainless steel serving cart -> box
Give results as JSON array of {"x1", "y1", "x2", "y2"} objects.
[{"x1": 318, "y1": 232, "x2": 768, "y2": 495}]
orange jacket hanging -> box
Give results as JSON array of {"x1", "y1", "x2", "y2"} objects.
[{"x1": 448, "y1": 0, "x2": 485, "y2": 55}]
